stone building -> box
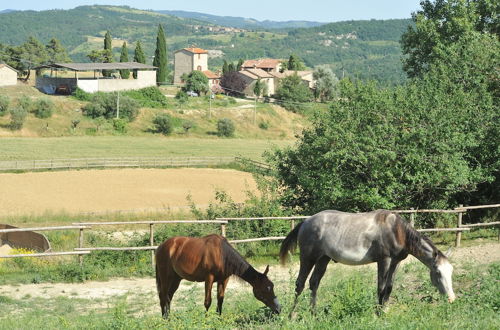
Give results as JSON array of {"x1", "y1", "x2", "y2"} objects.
[
  {"x1": 173, "y1": 48, "x2": 208, "y2": 84},
  {"x1": 0, "y1": 63, "x2": 18, "y2": 87}
]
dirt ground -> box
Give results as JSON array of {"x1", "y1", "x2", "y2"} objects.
[
  {"x1": 0, "y1": 242, "x2": 498, "y2": 304},
  {"x1": 0, "y1": 168, "x2": 257, "y2": 216}
]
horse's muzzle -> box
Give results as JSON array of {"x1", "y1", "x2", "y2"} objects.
[{"x1": 272, "y1": 298, "x2": 281, "y2": 314}]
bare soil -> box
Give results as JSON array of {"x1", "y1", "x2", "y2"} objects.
[{"x1": 0, "y1": 168, "x2": 257, "y2": 216}]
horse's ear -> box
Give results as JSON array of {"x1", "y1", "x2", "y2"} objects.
[
  {"x1": 263, "y1": 265, "x2": 269, "y2": 276},
  {"x1": 444, "y1": 247, "x2": 453, "y2": 258}
]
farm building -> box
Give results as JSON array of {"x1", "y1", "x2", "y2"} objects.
[
  {"x1": 174, "y1": 47, "x2": 209, "y2": 84},
  {"x1": 241, "y1": 58, "x2": 283, "y2": 74},
  {"x1": 35, "y1": 62, "x2": 157, "y2": 94},
  {"x1": 271, "y1": 70, "x2": 315, "y2": 89},
  {"x1": 237, "y1": 68, "x2": 276, "y2": 97},
  {"x1": 0, "y1": 63, "x2": 18, "y2": 87},
  {"x1": 202, "y1": 70, "x2": 221, "y2": 91}
]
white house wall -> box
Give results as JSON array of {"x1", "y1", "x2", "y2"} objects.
[{"x1": 0, "y1": 66, "x2": 17, "y2": 87}]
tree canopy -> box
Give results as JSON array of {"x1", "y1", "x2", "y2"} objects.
[
  {"x1": 153, "y1": 24, "x2": 168, "y2": 83},
  {"x1": 183, "y1": 70, "x2": 209, "y2": 95},
  {"x1": 119, "y1": 42, "x2": 130, "y2": 79}
]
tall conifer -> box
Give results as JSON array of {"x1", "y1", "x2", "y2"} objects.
[
  {"x1": 119, "y1": 42, "x2": 130, "y2": 79},
  {"x1": 133, "y1": 41, "x2": 146, "y2": 79},
  {"x1": 153, "y1": 24, "x2": 168, "y2": 83}
]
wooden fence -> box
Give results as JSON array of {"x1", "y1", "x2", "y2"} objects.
[
  {"x1": 1, "y1": 204, "x2": 498, "y2": 265},
  {"x1": 0, "y1": 156, "x2": 237, "y2": 172}
]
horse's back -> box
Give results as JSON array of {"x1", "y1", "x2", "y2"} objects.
[
  {"x1": 298, "y1": 210, "x2": 397, "y2": 265},
  {"x1": 156, "y1": 234, "x2": 225, "y2": 281}
]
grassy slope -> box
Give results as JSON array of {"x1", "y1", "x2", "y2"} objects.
[{"x1": 0, "y1": 85, "x2": 301, "y2": 160}]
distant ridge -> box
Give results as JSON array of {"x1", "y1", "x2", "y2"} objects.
[
  {"x1": 0, "y1": 9, "x2": 17, "y2": 14},
  {"x1": 157, "y1": 10, "x2": 326, "y2": 29}
]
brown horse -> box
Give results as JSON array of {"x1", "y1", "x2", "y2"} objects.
[{"x1": 155, "y1": 234, "x2": 281, "y2": 317}]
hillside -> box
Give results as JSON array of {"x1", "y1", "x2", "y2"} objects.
[
  {"x1": 0, "y1": 6, "x2": 412, "y2": 85},
  {"x1": 157, "y1": 10, "x2": 325, "y2": 29}
]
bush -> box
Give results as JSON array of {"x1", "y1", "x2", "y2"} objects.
[
  {"x1": 153, "y1": 113, "x2": 173, "y2": 135},
  {"x1": 182, "y1": 120, "x2": 194, "y2": 133},
  {"x1": 18, "y1": 95, "x2": 33, "y2": 112},
  {"x1": 258, "y1": 121, "x2": 269, "y2": 130},
  {"x1": 0, "y1": 94, "x2": 9, "y2": 116},
  {"x1": 82, "y1": 93, "x2": 139, "y2": 121},
  {"x1": 34, "y1": 98, "x2": 54, "y2": 119},
  {"x1": 112, "y1": 118, "x2": 128, "y2": 133},
  {"x1": 123, "y1": 87, "x2": 168, "y2": 108},
  {"x1": 217, "y1": 118, "x2": 235, "y2": 137},
  {"x1": 175, "y1": 90, "x2": 188, "y2": 105},
  {"x1": 9, "y1": 107, "x2": 27, "y2": 130},
  {"x1": 72, "y1": 87, "x2": 92, "y2": 101}
]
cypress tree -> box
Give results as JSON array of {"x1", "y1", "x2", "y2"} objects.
[
  {"x1": 228, "y1": 62, "x2": 235, "y2": 72},
  {"x1": 153, "y1": 24, "x2": 168, "y2": 84},
  {"x1": 133, "y1": 41, "x2": 146, "y2": 79},
  {"x1": 222, "y1": 60, "x2": 229, "y2": 75},
  {"x1": 119, "y1": 42, "x2": 130, "y2": 79},
  {"x1": 103, "y1": 31, "x2": 113, "y2": 77},
  {"x1": 237, "y1": 58, "x2": 244, "y2": 71}
]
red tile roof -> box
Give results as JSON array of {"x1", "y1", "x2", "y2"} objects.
[
  {"x1": 202, "y1": 70, "x2": 220, "y2": 79},
  {"x1": 182, "y1": 47, "x2": 208, "y2": 54},
  {"x1": 242, "y1": 58, "x2": 282, "y2": 69},
  {"x1": 239, "y1": 68, "x2": 273, "y2": 79}
]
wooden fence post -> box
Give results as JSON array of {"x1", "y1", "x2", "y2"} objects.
[
  {"x1": 455, "y1": 204, "x2": 463, "y2": 247},
  {"x1": 290, "y1": 219, "x2": 295, "y2": 231},
  {"x1": 221, "y1": 223, "x2": 226, "y2": 237},
  {"x1": 410, "y1": 208, "x2": 415, "y2": 227},
  {"x1": 78, "y1": 228, "x2": 84, "y2": 266},
  {"x1": 150, "y1": 224, "x2": 154, "y2": 268}
]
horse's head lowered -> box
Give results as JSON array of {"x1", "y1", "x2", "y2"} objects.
[
  {"x1": 429, "y1": 250, "x2": 455, "y2": 302},
  {"x1": 252, "y1": 265, "x2": 281, "y2": 314}
]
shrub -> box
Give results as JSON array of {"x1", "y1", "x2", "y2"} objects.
[
  {"x1": 18, "y1": 95, "x2": 33, "y2": 112},
  {"x1": 182, "y1": 120, "x2": 194, "y2": 133},
  {"x1": 217, "y1": 118, "x2": 235, "y2": 137},
  {"x1": 34, "y1": 98, "x2": 54, "y2": 119},
  {"x1": 123, "y1": 87, "x2": 168, "y2": 108},
  {"x1": 0, "y1": 95, "x2": 9, "y2": 116},
  {"x1": 71, "y1": 119, "x2": 80, "y2": 131},
  {"x1": 258, "y1": 121, "x2": 269, "y2": 130},
  {"x1": 112, "y1": 118, "x2": 128, "y2": 133},
  {"x1": 175, "y1": 90, "x2": 188, "y2": 105},
  {"x1": 9, "y1": 107, "x2": 28, "y2": 130},
  {"x1": 153, "y1": 113, "x2": 173, "y2": 135},
  {"x1": 82, "y1": 93, "x2": 139, "y2": 121},
  {"x1": 72, "y1": 87, "x2": 92, "y2": 101}
]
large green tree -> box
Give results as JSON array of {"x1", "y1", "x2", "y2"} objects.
[
  {"x1": 313, "y1": 65, "x2": 339, "y2": 102},
  {"x1": 183, "y1": 70, "x2": 209, "y2": 95},
  {"x1": 153, "y1": 24, "x2": 168, "y2": 83},
  {"x1": 274, "y1": 74, "x2": 313, "y2": 112},
  {"x1": 46, "y1": 38, "x2": 70, "y2": 63},
  {"x1": 119, "y1": 42, "x2": 130, "y2": 79}
]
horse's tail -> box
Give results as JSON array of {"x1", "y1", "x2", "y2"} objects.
[
  {"x1": 155, "y1": 249, "x2": 161, "y2": 298},
  {"x1": 279, "y1": 222, "x2": 304, "y2": 265}
]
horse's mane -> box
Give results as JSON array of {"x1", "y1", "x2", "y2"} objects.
[
  {"x1": 397, "y1": 215, "x2": 442, "y2": 259},
  {"x1": 221, "y1": 239, "x2": 259, "y2": 281}
]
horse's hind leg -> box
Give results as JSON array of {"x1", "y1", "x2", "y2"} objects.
[
  {"x1": 289, "y1": 256, "x2": 315, "y2": 318},
  {"x1": 309, "y1": 255, "x2": 330, "y2": 311}
]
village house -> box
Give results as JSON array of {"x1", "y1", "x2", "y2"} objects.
[
  {"x1": 241, "y1": 59, "x2": 283, "y2": 74},
  {"x1": 237, "y1": 68, "x2": 275, "y2": 97},
  {"x1": 271, "y1": 70, "x2": 315, "y2": 89},
  {"x1": 0, "y1": 63, "x2": 18, "y2": 87},
  {"x1": 35, "y1": 62, "x2": 157, "y2": 94},
  {"x1": 173, "y1": 47, "x2": 220, "y2": 91}
]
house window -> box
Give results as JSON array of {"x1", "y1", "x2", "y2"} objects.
[
  {"x1": 198, "y1": 54, "x2": 201, "y2": 59},
  {"x1": 197, "y1": 66, "x2": 202, "y2": 71}
]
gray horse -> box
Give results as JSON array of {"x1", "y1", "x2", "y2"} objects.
[{"x1": 280, "y1": 210, "x2": 455, "y2": 313}]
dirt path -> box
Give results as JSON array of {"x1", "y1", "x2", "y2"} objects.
[
  {"x1": 1, "y1": 242, "x2": 498, "y2": 302},
  {"x1": 0, "y1": 168, "x2": 257, "y2": 216}
]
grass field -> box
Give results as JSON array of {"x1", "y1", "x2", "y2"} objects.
[
  {"x1": 0, "y1": 136, "x2": 292, "y2": 161},
  {"x1": 0, "y1": 243, "x2": 498, "y2": 329}
]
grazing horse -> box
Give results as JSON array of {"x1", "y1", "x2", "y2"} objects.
[
  {"x1": 279, "y1": 210, "x2": 455, "y2": 313},
  {"x1": 155, "y1": 234, "x2": 281, "y2": 317}
]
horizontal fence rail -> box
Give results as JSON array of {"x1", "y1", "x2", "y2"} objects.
[
  {"x1": 0, "y1": 157, "x2": 237, "y2": 172},
  {"x1": 1, "y1": 204, "x2": 497, "y2": 263}
]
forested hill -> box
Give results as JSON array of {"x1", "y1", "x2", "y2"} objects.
[
  {"x1": 157, "y1": 10, "x2": 325, "y2": 29},
  {"x1": 0, "y1": 6, "x2": 412, "y2": 85}
]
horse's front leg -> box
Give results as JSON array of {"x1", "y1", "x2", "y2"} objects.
[
  {"x1": 377, "y1": 258, "x2": 391, "y2": 306},
  {"x1": 204, "y1": 274, "x2": 215, "y2": 312},
  {"x1": 216, "y1": 277, "x2": 230, "y2": 315},
  {"x1": 380, "y1": 259, "x2": 401, "y2": 305}
]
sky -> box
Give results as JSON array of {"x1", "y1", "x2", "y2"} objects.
[{"x1": 1, "y1": 1, "x2": 422, "y2": 22}]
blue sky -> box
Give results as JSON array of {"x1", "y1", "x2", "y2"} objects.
[{"x1": 2, "y1": 1, "x2": 422, "y2": 22}]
